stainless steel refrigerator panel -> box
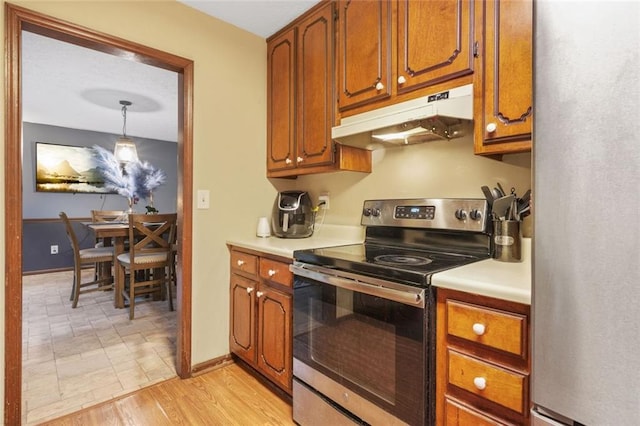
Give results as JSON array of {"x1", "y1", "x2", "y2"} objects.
[{"x1": 533, "y1": 1, "x2": 640, "y2": 424}]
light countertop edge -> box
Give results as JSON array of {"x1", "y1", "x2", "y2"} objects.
[
  {"x1": 226, "y1": 224, "x2": 365, "y2": 259},
  {"x1": 431, "y1": 238, "x2": 532, "y2": 305}
]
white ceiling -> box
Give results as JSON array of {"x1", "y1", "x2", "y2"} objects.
[{"x1": 21, "y1": 1, "x2": 321, "y2": 143}]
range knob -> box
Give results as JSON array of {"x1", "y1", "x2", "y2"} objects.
[
  {"x1": 454, "y1": 209, "x2": 467, "y2": 220},
  {"x1": 469, "y1": 209, "x2": 482, "y2": 220},
  {"x1": 371, "y1": 208, "x2": 381, "y2": 217},
  {"x1": 363, "y1": 208, "x2": 372, "y2": 217}
]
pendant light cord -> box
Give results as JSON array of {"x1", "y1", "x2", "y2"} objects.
[{"x1": 121, "y1": 104, "x2": 128, "y2": 138}]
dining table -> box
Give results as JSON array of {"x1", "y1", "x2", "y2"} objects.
[{"x1": 84, "y1": 221, "x2": 129, "y2": 308}]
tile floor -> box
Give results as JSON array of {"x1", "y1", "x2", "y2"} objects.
[{"x1": 22, "y1": 269, "x2": 177, "y2": 425}]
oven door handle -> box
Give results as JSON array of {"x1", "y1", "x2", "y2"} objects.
[{"x1": 290, "y1": 263, "x2": 425, "y2": 308}]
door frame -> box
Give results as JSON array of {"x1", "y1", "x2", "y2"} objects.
[{"x1": 4, "y1": 4, "x2": 194, "y2": 424}]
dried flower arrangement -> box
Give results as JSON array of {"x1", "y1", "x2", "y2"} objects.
[{"x1": 92, "y1": 145, "x2": 166, "y2": 213}]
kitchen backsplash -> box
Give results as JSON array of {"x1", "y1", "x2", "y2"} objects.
[{"x1": 273, "y1": 135, "x2": 532, "y2": 236}]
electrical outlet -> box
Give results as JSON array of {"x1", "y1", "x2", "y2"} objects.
[
  {"x1": 50, "y1": 245, "x2": 58, "y2": 255},
  {"x1": 318, "y1": 194, "x2": 330, "y2": 210}
]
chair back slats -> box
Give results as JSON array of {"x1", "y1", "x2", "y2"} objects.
[
  {"x1": 127, "y1": 213, "x2": 177, "y2": 264},
  {"x1": 59, "y1": 212, "x2": 80, "y2": 261},
  {"x1": 92, "y1": 210, "x2": 126, "y2": 222}
]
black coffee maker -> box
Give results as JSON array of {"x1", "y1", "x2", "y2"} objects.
[{"x1": 272, "y1": 191, "x2": 314, "y2": 238}]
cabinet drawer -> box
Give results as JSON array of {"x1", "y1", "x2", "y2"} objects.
[
  {"x1": 231, "y1": 250, "x2": 258, "y2": 278},
  {"x1": 448, "y1": 350, "x2": 526, "y2": 414},
  {"x1": 446, "y1": 300, "x2": 526, "y2": 357},
  {"x1": 260, "y1": 258, "x2": 292, "y2": 288},
  {"x1": 444, "y1": 398, "x2": 502, "y2": 426}
]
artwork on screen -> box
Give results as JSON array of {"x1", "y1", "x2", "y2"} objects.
[{"x1": 35, "y1": 142, "x2": 114, "y2": 194}]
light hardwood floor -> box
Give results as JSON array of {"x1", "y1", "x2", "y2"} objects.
[{"x1": 39, "y1": 363, "x2": 294, "y2": 425}]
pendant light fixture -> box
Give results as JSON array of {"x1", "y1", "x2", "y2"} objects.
[{"x1": 113, "y1": 100, "x2": 139, "y2": 163}]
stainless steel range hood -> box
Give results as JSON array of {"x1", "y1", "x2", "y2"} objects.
[{"x1": 332, "y1": 84, "x2": 473, "y2": 150}]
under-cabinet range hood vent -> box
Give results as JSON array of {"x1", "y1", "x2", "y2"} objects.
[{"x1": 332, "y1": 84, "x2": 473, "y2": 150}]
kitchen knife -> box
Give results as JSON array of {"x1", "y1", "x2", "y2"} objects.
[{"x1": 481, "y1": 186, "x2": 494, "y2": 208}]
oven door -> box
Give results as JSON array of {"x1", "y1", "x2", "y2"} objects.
[{"x1": 291, "y1": 262, "x2": 434, "y2": 426}]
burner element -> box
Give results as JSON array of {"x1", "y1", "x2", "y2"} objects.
[{"x1": 374, "y1": 254, "x2": 433, "y2": 267}]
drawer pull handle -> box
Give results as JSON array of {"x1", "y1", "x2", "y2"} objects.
[
  {"x1": 486, "y1": 122, "x2": 497, "y2": 133},
  {"x1": 256, "y1": 291, "x2": 264, "y2": 298},
  {"x1": 473, "y1": 377, "x2": 486, "y2": 390},
  {"x1": 246, "y1": 287, "x2": 254, "y2": 294},
  {"x1": 472, "y1": 323, "x2": 486, "y2": 336},
  {"x1": 375, "y1": 82, "x2": 384, "y2": 91},
  {"x1": 268, "y1": 269, "x2": 277, "y2": 277},
  {"x1": 237, "y1": 260, "x2": 245, "y2": 267}
]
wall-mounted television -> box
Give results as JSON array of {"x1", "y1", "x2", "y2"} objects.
[{"x1": 35, "y1": 142, "x2": 114, "y2": 194}]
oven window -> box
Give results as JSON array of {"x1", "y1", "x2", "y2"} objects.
[{"x1": 294, "y1": 277, "x2": 429, "y2": 425}]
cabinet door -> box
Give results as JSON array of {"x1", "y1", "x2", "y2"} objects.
[
  {"x1": 229, "y1": 274, "x2": 256, "y2": 363},
  {"x1": 337, "y1": 0, "x2": 391, "y2": 111},
  {"x1": 267, "y1": 28, "x2": 296, "y2": 172},
  {"x1": 257, "y1": 284, "x2": 292, "y2": 393},
  {"x1": 476, "y1": 0, "x2": 532, "y2": 154},
  {"x1": 296, "y1": 3, "x2": 334, "y2": 168},
  {"x1": 397, "y1": 0, "x2": 475, "y2": 94}
]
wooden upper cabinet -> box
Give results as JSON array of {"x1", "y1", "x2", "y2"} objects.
[
  {"x1": 396, "y1": 0, "x2": 475, "y2": 94},
  {"x1": 337, "y1": 0, "x2": 392, "y2": 110},
  {"x1": 474, "y1": 0, "x2": 533, "y2": 155},
  {"x1": 336, "y1": 0, "x2": 474, "y2": 114},
  {"x1": 267, "y1": 1, "x2": 372, "y2": 178},
  {"x1": 296, "y1": 5, "x2": 334, "y2": 168},
  {"x1": 267, "y1": 28, "x2": 296, "y2": 173}
]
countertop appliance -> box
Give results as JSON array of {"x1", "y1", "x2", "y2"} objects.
[
  {"x1": 291, "y1": 198, "x2": 491, "y2": 425},
  {"x1": 532, "y1": 2, "x2": 640, "y2": 425},
  {"x1": 271, "y1": 191, "x2": 314, "y2": 238}
]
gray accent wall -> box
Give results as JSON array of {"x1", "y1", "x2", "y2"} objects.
[
  {"x1": 22, "y1": 122, "x2": 178, "y2": 273},
  {"x1": 23, "y1": 122, "x2": 178, "y2": 219}
]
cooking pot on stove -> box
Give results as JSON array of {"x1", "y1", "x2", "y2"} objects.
[{"x1": 272, "y1": 191, "x2": 314, "y2": 238}]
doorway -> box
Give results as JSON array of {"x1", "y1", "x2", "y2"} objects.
[{"x1": 5, "y1": 5, "x2": 194, "y2": 425}]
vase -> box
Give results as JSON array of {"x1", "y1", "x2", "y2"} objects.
[{"x1": 127, "y1": 197, "x2": 135, "y2": 216}]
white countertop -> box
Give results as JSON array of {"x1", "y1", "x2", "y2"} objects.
[
  {"x1": 229, "y1": 224, "x2": 531, "y2": 305},
  {"x1": 226, "y1": 224, "x2": 364, "y2": 258},
  {"x1": 431, "y1": 238, "x2": 532, "y2": 305}
]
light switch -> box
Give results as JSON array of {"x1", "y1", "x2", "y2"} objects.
[{"x1": 197, "y1": 189, "x2": 210, "y2": 209}]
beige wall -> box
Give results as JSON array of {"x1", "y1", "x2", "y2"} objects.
[
  {"x1": 273, "y1": 136, "x2": 532, "y2": 233},
  {"x1": 0, "y1": 0, "x2": 532, "y2": 419}
]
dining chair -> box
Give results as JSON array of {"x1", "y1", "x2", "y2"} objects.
[
  {"x1": 91, "y1": 209, "x2": 126, "y2": 223},
  {"x1": 116, "y1": 213, "x2": 177, "y2": 320},
  {"x1": 59, "y1": 212, "x2": 115, "y2": 308}
]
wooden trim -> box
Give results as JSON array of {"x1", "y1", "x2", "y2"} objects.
[
  {"x1": 4, "y1": 4, "x2": 194, "y2": 424},
  {"x1": 190, "y1": 354, "x2": 234, "y2": 377}
]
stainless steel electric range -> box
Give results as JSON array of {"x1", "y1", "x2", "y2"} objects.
[{"x1": 290, "y1": 198, "x2": 491, "y2": 425}]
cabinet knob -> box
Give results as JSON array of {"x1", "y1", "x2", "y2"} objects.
[
  {"x1": 473, "y1": 377, "x2": 487, "y2": 390},
  {"x1": 297, "y1": 156, "x2": 304, "y2": 163},
  {"x1": 397, "y1": 76, "x2": 406, "y2": 84},
  {"x1": 285, "y1": 157, "x2": 292, "y2": 164},
  {"x1": 236, "y1": 260, "x2": 245, "y2": 267},
  {"x1": 268, "y1": 269, "x2": 277, "y2": 277},
  {"x1": 472, "y1": 323, "x2": 486, "y2": 336},
  {"x1": 486, "y1": 122, "x2": 497, "y2": 133},
  {"x1": 256, "y1": 291, "x2": 264, "y2": 298},
  {"x1": 246, "y1": 287, "x2": 254, "y2": 294},
  {"x1": 375, "y1": 82, "x2": 384, "y2": 91}
]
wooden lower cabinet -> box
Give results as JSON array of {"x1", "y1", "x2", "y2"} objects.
[
  {"x1": 229, "y1": 247, "x2": 293, "y2": 395},
  {"x1": 436, "y1": 288, "x2": 531, "y2": 425}
]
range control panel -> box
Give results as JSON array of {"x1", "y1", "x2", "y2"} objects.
[
  {"x1": 361, "y1": 198, "x2": 488, "y2": 232},
  {"x1": 394, "y1": 205, "x2": 436, "y2": 220}
]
